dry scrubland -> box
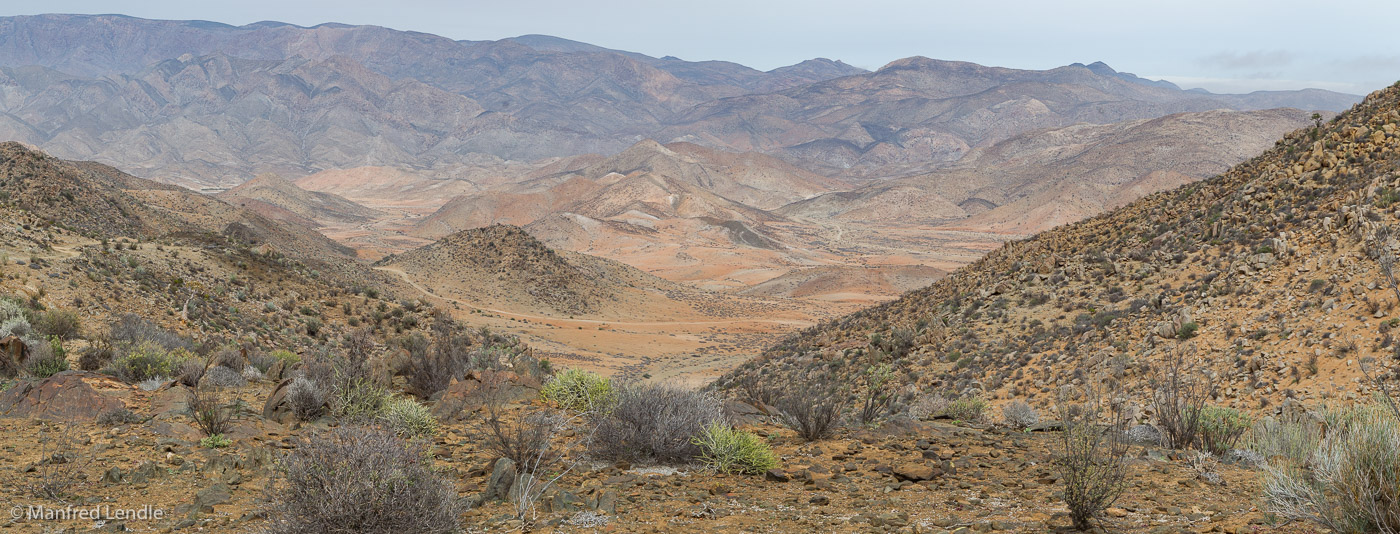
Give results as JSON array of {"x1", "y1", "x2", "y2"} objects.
[{"x1": 0, "y1": 64, "x2": 1398, "y2": 534}]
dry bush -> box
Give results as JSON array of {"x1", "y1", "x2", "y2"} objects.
[
  {"x1": 1001, "y1": 400, "x2": 1040, "y2": 430},
  {"x1": 202, "y1": 365, "x2": 247, "y2": 388},
  {"x1": 589, "y1": 382, "x2": 723, "y2": 464},
  {"x1": 481, "y1": 377, "x2": 561, "y2": 467},
  {"x1": 186, "y1": 386, "x2": 238, "y2": 437},
  {"x1": 775, "y1": 374, "x2": 845, "y2": 442},
  {"x1": 1263, "y1": 404, "x2": 1400, "y2": 534},
  {"x1": 286, "y1": 377, "x2": 326, "y2": 422},
  {"x1": 262, "y1": 426, "x2": 463, "y2": 534},
  {"x1": 28, "y1": 421, "x2": 93, "y2": 501},
  {"x1": 175, "y1": 358, "x2": 204, "y2": 388},
  {"x1": 1152, "y1": 346, "x2": 1211, "y2": 450},
  {"x1": 1056, "y1": 381, "x2": 1129, "y2": 531}
]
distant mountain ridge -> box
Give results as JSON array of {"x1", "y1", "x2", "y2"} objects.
[{"x1": 0, "y1": 14, "x2": 1363, "y2": 188}]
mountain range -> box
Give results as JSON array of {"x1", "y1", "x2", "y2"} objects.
[{"x1": 0, "y1": 14, "x2": 1361, "y2": 189}]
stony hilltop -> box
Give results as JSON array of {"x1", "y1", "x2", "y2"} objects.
[{"x1": 719, "y1": 82, "x2": 1400, "y2": 418}]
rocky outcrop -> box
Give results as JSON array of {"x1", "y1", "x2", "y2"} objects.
[{"x1": 0, "y1": 371, "x2": 130, "y2": 421}]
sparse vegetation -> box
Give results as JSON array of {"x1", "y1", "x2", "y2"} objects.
[
  {"x1": 262, "y1": 426, "x2": 464, "y2": 534},
  {"x1": 775, "y1": 374, "x2": 845, "y2": 441},
  {"x1": 186, "y1": 385, "x2": 238, "y2": 437},
  {"x1": 1055, "y1": 382, "x2": 1129, "y2": 531},
  {"x1": 589, "y1": 381, "x2": 723, "y2": 464},
  {"x1": 541, "y1": 368, "x2": 615, "y2": 413},
  {"x1": 693, "y1": 422, "x2": 779, "y2": 475},
  {"x1": 1262, "y1": 404, "x2": 1400, "y2": 533},
  {"x1": 378, "y1": 396, "x2": 439, "y2": 439}
]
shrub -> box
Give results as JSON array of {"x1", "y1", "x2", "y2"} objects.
[
  {"x1": 287, "y1": 377, "x2": 326, "y2": 422},
  {"x1": 109, "y1": 315, "x2": 189, "y2": 352},
  {"x1": 540, "y1": 369, "x2": 614, "y2": 413},
  {"x1": 1196, "y1": 405, "x2": 1252, "y2": 455},
  {"x1": 200, "y1": 434, "x2": 231, "y2": 449},
  {"x1": 103, "y1": 342, "x2": 192, "y2": 383},
  {"x1": 944, "y1": 395, "x2": 989, "y2": 423},
  {"x1": 202, "y1": 365, "x2": 247, "y2": 388},
  {"x1": 1152, "y1": 348, "x2": 1211, "y2": 450},
  {"x1": 378, "y1": 397, "x2": 439, "y2": 439},
  {"x1": 693, "y1": 423, "x2": 778, "y2": 475},
  {"x1": 1246, "y1": 414, "x2": 1323, "y2": 467},
  {"x1": 1262, "y1": 404, "x2": 1400, "y2": 533},
  {"x1": 34, "y1": 309, "x2": 80, "y2": 340},
  {"x1": 908, "y1": 393, "x2": 949, "y2": 420},
  {"x1": 330, "y1": 377, "x2": 390, "y2": 420},
  {"x1": 856, "y1": 363, "x2": 896, "y2": 425},
  {"x1": 175, "y1": 358, "x2": 204, "y2": 388},
  {"x1": 96, "y1": 407, "x2": 144, "y2": 426},
  {"x1": 269, "y1": 349, "x2": 300, "y2": 366},
  {"x1": 24, "y1": 351, "x2": 69, "y2": 379},
  {"x1": 186, "y1": 386, "x2": 238, "y2": 437},
  {"x1": 77, "y1": 341, "x2": 114, "y2": 371},
  {"x1": 1056, "y1": 383, "x2": 1129, "y2": 531},
  {"x1": 1176, "y1": 321, "x2": 1199, "y2": 339},
  {"x1": 589, "y1": 382, "x2": 724, "y2": 464},
  {"x1": 1001, "y1": 400, "x2": 1040, "y2": 430},
  {"x1": 0, "y1": 316, "x2": 32, "y2": 339},
  {"x1": 263, "y1": 426, "x2": 464, "y2": 534},
  {"x1": 775, "y1": 380, "x2": 844, "y2": 442}
]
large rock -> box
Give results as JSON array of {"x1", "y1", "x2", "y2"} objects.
[
  {"x1": 433, "y1": 369, "x2": 540, "y2": 422},
  {"x1": 0, "y1": 371, "x2": 130, "y2": 421},
  {"x1": 892, "y1": 462, "x2": 941, "y2": 482}
]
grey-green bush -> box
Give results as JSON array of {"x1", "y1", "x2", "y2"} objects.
[
  {"x1": 588, "y1": 382, "x2": 723, "y2": 464},
  {"x1": 262, "y1": 426, "x2": 464, "y2": 534},
  {"x1": 1262, "y1": 404, "x2": 1400, "y2": 533}
]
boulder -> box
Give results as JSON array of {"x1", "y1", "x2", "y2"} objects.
[
  {"x1": 892, "y1": 462, "x2": 940, "y2": 482},
  {"x1": 433, "y1": 369, "x2": 540, "y2": 422},
  {"x1": 0, "y1": 371, "x2": 130, "y2": 421},
  {"x1": 0, "y1": 335, "x2": 30, "y2": 376}
]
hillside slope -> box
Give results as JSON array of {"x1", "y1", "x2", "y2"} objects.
[
  {"x1": 718, "y1": 82, "x2": 1400, "y2": 415},
  {"x1": 219, "y1": 173, "x2": 383, "y2": 226},
  {"x1": 376, "y1": 224, "x2": 680, "y2": 316}
]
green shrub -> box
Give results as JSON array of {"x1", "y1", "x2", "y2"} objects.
[
  {"x1": 330, "y1": 377, "x2": 390, "y2": 420},
  {"x1": 378, "y1": 397, "x2": 439, "y2": 439},
  {"x1": 200, "y1": 434, "x2": 232, "y2": 449},
  {"x1": 25, "y1": 350, "x2": 69, "y2": 379},
  {"x1": 540, "y1": 368, "x2": 614, "y2": 412},
  {"x1": 269, "y1": 349, "x2": 300, "y2": 365},
  {"x1": 693, "y1": 423, "x2": 778, "y2": 475},
  {"x1": 1195, "y1": 405, "x2": 1251, "y2": 455},
  {"x1": 102, "y1": 342, "x2": 193, "y2": 383},
  {"x1": 1262, "y1": 404, "x2": 1400, "y2": 533},
  {"x1": 944, "y1": 395, "x2": 989, "y2": 423},
  {"x1": 1177, "y1": 322, "x2": 1199, "y2": 339}
]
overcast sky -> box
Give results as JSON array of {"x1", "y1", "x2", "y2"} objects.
[{"x1": 10, "y1": 0, "x2": 1400, "y2": 95}]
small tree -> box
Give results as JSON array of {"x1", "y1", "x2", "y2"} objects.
[
  {"x1": 1152, "y1": 346, "x2": 1210, "y2": 450},
  {"x1": 1056, "y1": 380, "x2": 1129, "y2": 531},
  {"x1": 856, "y1": 362, "x2": 895, "y2": 425}
]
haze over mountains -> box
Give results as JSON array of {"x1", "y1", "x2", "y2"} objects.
[{"x1": 0, "y1": 14, "x2": 1359, "y2": 190}]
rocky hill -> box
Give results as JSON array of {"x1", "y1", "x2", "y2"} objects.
[
  {"x1": 377, "y1": 224, "x2": 677, "y2": 316},
  {"x1": 219, "y1": 174, "x2": 383, "y2": 227},
  {"x1": 718, "y1": 82, "x2": 1400, "y2": 416}
]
